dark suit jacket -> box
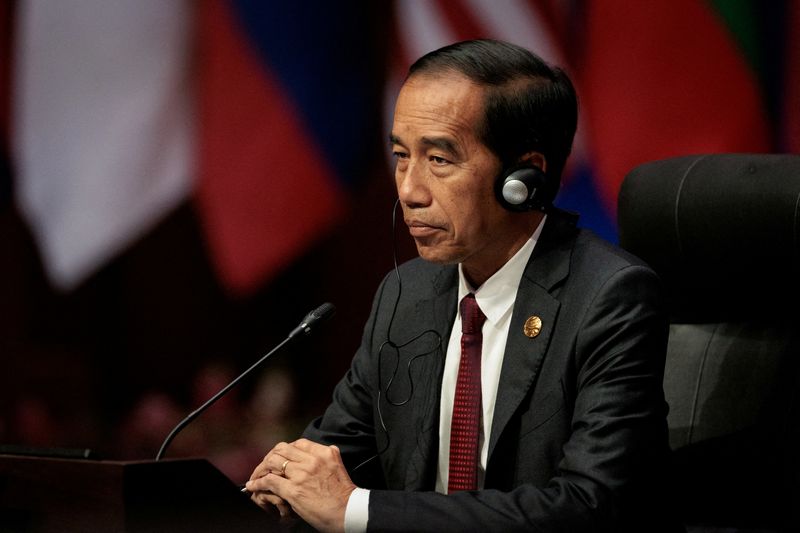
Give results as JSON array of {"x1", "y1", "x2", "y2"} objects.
[{"x1": 304, "y1": 211, "x2": 679, "y2": 532}]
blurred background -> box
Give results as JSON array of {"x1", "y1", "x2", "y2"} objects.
[{"x1": 0, "y1": 0, "x2": 797, "y2": 484}]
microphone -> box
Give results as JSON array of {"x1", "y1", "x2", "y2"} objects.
[
  {"x1": 287, "y1": 302, "x2": 336, "y2": 339},
  {"x1": 155, "y1": 302, "x2": 336, "y2": 461}
]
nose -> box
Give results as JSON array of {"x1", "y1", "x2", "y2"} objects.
[{"x1": 396, "y1": 159, "x2": 431, "y2": 209}]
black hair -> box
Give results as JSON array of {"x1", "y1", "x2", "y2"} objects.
[{"x1": 408, "y1": 39, "x2": 578, "y2": 186}]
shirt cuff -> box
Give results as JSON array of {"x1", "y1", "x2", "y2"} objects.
[{"x1": 344, "y1": 487, "x2": 370, "y2": 533}]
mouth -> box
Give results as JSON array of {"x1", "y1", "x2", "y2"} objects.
[{"x1": 405, "y1": 219, "x2": 443, "y2": 238}]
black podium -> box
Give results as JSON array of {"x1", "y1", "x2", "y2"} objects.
[{"x1": 0, "y1": 454, "x2": 279, "y2": 532}]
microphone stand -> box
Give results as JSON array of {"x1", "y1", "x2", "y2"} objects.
[{"x1": 155, "y1": 303, "x2": 335, "y2": 461}]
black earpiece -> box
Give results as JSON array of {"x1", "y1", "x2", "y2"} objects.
[{"x1": 495, "y1": 165, "x2": 555, "y2": 212}]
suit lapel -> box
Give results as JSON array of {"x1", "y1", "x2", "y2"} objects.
[{"x1": 488, "y1": 211, "x2": 577, "y2": 460}]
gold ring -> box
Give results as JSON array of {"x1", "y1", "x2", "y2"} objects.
[{"x1": 280, "y1": 459, "x2": 290, "y2": 476}]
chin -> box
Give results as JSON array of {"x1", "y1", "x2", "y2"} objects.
[{"x1": 415, "y1": 245, "x2": 462, "y2": 266}]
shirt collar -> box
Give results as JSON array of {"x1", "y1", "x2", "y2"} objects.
[{"x1": 457, "y1": 215, "x2": 547, "y2": 325}]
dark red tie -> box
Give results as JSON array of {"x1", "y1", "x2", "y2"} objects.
[{"x1": 448, "y1": 293, "x2": 486, "y2": 493}]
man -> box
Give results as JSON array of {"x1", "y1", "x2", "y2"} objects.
[{"x1": 247, "y1": 39, "x2": 677, "y2": 532}]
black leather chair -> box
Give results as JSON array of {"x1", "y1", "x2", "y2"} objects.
[{"x1": 617, "y1": 153, "x2": 800, "y2": 532}]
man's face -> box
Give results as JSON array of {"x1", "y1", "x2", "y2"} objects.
[{"x1": 391, "y1": 73, "x2": 522, "y2": 283}]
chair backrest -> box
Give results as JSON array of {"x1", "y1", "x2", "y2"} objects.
[{"x1": 617, "y1": 153, "x2": 800, "y2": 531}]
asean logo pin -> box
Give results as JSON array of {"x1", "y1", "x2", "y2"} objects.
[{"x1": 523, "y1": 316, "x2": 542, "y2": 338}]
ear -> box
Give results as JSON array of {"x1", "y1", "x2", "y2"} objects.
[{"x1": 518, "y1": 151, "x2": 547, "y2": 174}]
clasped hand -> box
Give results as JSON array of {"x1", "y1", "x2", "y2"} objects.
[{"x1": 246, "y1": 438, "x2": 356, "y2": 533}]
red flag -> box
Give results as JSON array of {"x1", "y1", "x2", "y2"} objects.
[
  {"x1": 195, "y1": 0, "x2": 346, "y2": 295},
  {"x1": 581, "y1": 0, "x2": 771, "y2": 214}
]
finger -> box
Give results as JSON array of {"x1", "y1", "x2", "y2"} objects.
[
  {"x1": 252, "y1": 444, "x2": 299, "y2": 479},
  {"x1": 250, "y1": 491, "x2": 289, "y2": 519},
  {"x1": 276, "y1": 502, "x2": 292, "y2": 518},
  {"x1": 292, "y1": 439, "x2": 346, "y2": 469},
  {"x1": 292, "y1": 439, "x2": 344, "y2": 464},
  {"x1": 263, "y1": 492, "x2": 287, "y2": 507},
  {"x1": 269, "y1": 442, "x2": 318, "y2": 478},
  {"x1": 250, "y1": 444, "x2": 288, "y2": 480},
  {"x1": 249, "y1": 457, "x2": 272, "y2": 481},
  {"x1": 246, "y1": 476, "x2": 267, "y2": 493},
  {"x1": 250, "y1": 490, "x2": 274, "y2": 510},
  {"x1": 290, "y1": 438, "x2": 328, "y2": 454},
  {"x1": 272, "y1": 440, "x2": 316, "y2": 463},
  {"x1": 247, "y1": 471, "x2": 280, "y2": 493},
  {"x1": 247, "y1": 468, "x2": 292, "y2": 495},
  {"x1": 259, "y1": 470, "x2": 292, "y2": 500},
  {"x1": 272, "y1": 452, "x2": 310, "y2": 480}
]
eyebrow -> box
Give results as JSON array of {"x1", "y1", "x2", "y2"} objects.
[
  {"x1": 389, "y1": 134, "x2": 461, "y2": 158},
  {"x1": 421, "y1": 136, "x2": 459, "y2": 156}
]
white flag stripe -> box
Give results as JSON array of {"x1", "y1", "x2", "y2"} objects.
[
  {"x1": 463, "y1": 0, "x2": 564, "y2": 66},
  {"x1": 13, "y1": 0, "x2": 193, "y2": 290},
  {"x1": 400, "y1": 0, "x2": 459, "y2": 62}
]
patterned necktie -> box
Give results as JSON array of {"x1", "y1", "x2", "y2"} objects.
[{"x1": 448, "y1": 293, "x2": 486, "y2": 493}]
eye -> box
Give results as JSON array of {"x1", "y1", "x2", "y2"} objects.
[
  {"x1": 392, "y1": 150, "x2": 409, "y2": 160},
  {"x1": 430, "y1": 155, "x2": 450, "y2": 165}
]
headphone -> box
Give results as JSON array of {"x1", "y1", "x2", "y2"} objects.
[{"x1": 495, "y1": 164, "x2": 556, "y2": 212}]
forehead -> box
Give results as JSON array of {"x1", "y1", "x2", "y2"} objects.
[{"x1": 392, "y1": 73, "x2": 485, "y2": 144}]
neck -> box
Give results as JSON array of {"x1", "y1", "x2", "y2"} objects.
[{"x1": 462, "y1": 211, "x2": 544, "y2": 288}]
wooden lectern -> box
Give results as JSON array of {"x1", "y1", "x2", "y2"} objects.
[{"x1": 0, "y1": 454, "x2": 279, "y2": 532}]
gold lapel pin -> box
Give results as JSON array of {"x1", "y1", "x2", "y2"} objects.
[{"x1": 523, "y1": 316, "x2": 542, "y2": 338}]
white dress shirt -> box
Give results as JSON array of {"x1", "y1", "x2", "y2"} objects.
[{"x1": 345, "y1": 218, "x2": 546, "y2": 533}]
